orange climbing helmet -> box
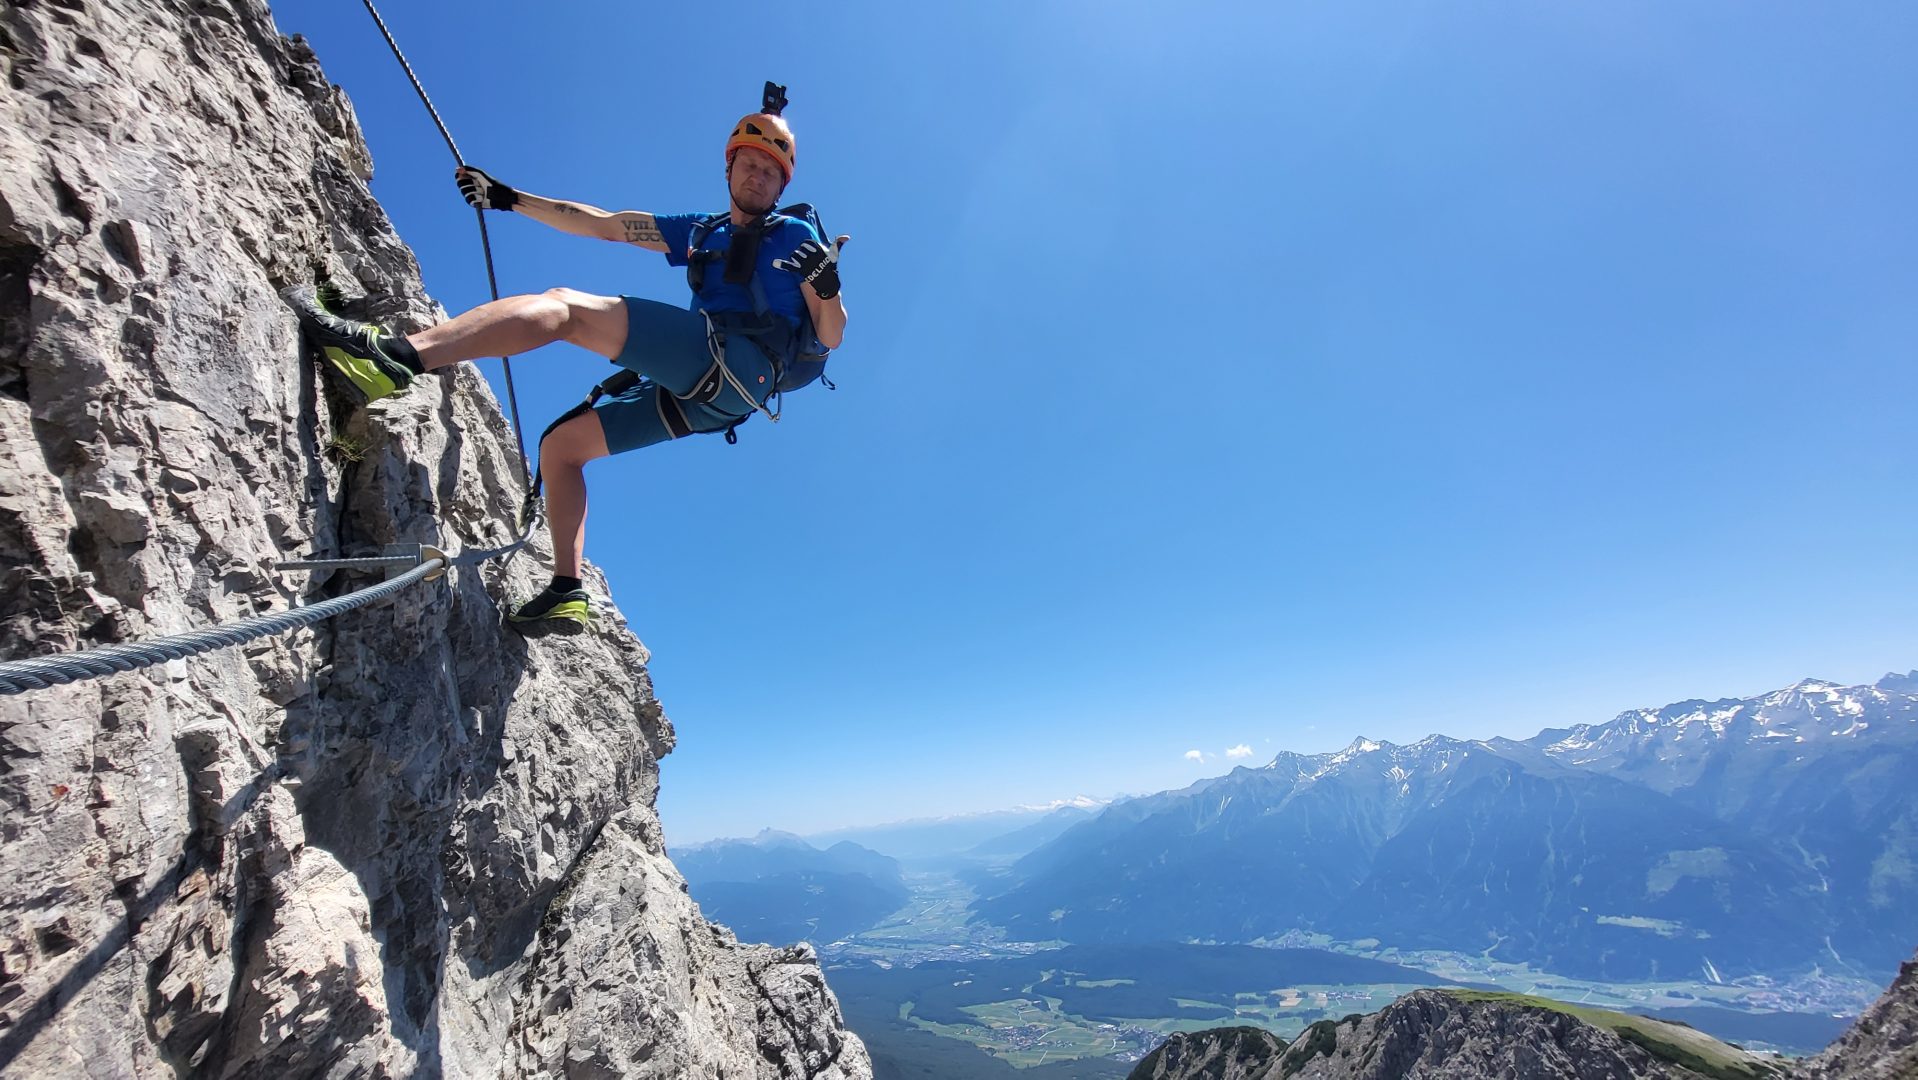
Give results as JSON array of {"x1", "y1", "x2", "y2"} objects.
[{"x1": 726, "y1": 82, "x2": 796, "y2": 183}]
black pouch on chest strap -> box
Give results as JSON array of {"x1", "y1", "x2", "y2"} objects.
[{"x1": 723, "y1": 224, "x2": 765, "y2": 285}]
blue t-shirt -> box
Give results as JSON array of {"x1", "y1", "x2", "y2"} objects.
[{"x1": 654, "y1": 212, "x2": 821, "y2": 329}]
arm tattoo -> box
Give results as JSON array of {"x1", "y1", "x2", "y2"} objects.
[
  {"x1": 623, "y1": 219, "x2": 663, "y2": 245},
  {"x1": 551, "y1": 202, "x2": 585, "y2": 215}
]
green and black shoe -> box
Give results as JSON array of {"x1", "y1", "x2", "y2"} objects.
[
  {"x1": 282, "y1": 284, "x2": 419, "y2": 402},
  {"x1": 509, "y1": 585, "x2": 593, "y2": 632}
]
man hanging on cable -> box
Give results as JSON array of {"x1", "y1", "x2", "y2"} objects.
[{"x1": 283, "y1": 83, "x2": 848, "y2": 629}]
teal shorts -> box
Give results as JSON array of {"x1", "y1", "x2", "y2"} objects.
[{"x1": 592, "y1": 297, "x2": 777, "y2": 455}]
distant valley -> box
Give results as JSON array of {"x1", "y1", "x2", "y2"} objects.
[
  {"x1": 671, "y1": 672, "x2": 1915, "y2": 1075},
  {"x1": 978, "y1": 672, "x2": 1918, "y2": 983}
]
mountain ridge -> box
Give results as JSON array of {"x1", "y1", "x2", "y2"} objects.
[
  {"x1": 976, "y1": 672, "x2": 1918, "y2": 981},
  {"x1": 1128, "y1": 987, "x2": 1794, "y2": 1079},
  {"x1": 675, "y1": 832, "x2": 909, "y2": 946},
  {"x1": 1130, "y1": 945, "x2": 1918, "y2": 1079}
]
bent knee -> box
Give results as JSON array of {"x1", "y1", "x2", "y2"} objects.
[
  {"x1": 541, "y1": 288, "x2": 626, "y2": 358},
  {"x1": 539, "y1": 412, "x2": 610, "y2": 468},
  {"x1": 535, "y1": 288, "x2": 582, "y2": 334},
  {"x1": 541, "y1": 286, "x2": 593, "y2": 309}
]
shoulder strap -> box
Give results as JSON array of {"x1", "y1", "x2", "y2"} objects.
[
  {"x1": 687, "y1": 211, "x2": 728, "y2": 252},
  {"x1": 775, "y1": 202, "x2": 820, "y2": 230},
  {"x1": 685, "y1": 212, "x2": 730, "y2": 295}
]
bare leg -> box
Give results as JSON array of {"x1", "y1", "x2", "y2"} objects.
[
  {"x1": 409, "y1": 288, "x2": 630, "y2": 370},
  {"x1": 537, "y1": 409, "x2": 612, "y2": 579}
]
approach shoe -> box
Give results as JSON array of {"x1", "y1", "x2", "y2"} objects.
[
  {"x1": 508, "y1": 585, "x2": 592, "y2": 631},
  {"x1": 282, "y1": 284, "x2": 416, "y2": 402}
]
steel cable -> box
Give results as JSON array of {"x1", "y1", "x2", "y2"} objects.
[
  {"x1": 0, "y1": 7, "x2": 551, "y2": 698},
  {"x1": 0, "y1": 560, "x2": 444, "y2": 696}
]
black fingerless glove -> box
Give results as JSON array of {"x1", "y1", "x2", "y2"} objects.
[
  {"x1": 808, "y1": 261, "x2": 841, "y2": 300},
  {"x1": 456, "y1": 166, "x2": 518, "y2": 212},
  {"x1": 777, "y1": 238, "x2": 843, "y2": 299}
]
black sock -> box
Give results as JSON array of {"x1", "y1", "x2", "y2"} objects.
[
  {"x1": 550, "y1": 575, "x2": 583, "y2": 594},
  {"x1": 382, "y1": 335, "x2": 426, "y2": 375}
]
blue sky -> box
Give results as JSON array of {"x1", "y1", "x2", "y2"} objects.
[{"x1": 274, "y1": 1, "x2": 1916, "y2": 843}]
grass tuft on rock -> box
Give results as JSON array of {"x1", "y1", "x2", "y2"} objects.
[{"x1": 1440, "y1": 989, "x2": 1787, "y2": 1080}]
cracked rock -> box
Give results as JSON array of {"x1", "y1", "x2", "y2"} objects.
[{"x1": 0, "y1": 0, "x2": 869, "y2": 1075}]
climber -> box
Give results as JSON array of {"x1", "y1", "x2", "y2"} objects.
[{"x1": 284, "y1": 84, "x2": 848, "y2": 630}]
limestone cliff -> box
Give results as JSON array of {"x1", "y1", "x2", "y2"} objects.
[
  {"x1": 1269, "y1": 992, "x2": 1783, "y2": 1079},
  {"x1": 1127, "y1": 1026, "x2": 1285, "y2": 1080},
  {"x1": 0, "y1": 0, "x2": 869, "y2": 1075},
  {"x1": 1128, "y1": 990, "x2": 1790, "y2": 1079},
  {"x1": 1132, "y1": 960, "x2": 1918, "y2": 1080},
  {"x1": 1797, "y1": 954, "x2": 1918, "y2": 1079}
]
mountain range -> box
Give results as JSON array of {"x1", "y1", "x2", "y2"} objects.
[
  {"x1": 804, "y1": 797, "x2": 1109, "y2": 861},
  {"x1": 675, "y1": 831, "x2": 910, "y2": 945},
  {"x1": 974, "y1": 673, "x2": 1918, "y2": 981}
]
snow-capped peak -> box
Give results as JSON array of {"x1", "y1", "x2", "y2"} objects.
[
  {"x1": 1015, "y1": 795, "x2": 1108, "y2": 813},
  {"x1": 1256, "y1": 735, "x2": 1477, "y2": 790},
  {"x1": 1877, "y1": 670, "x2": 1918, "y2": 694},
  {"x1": 1535, "y1": 672, "x2": 1915, "y2": 773}
]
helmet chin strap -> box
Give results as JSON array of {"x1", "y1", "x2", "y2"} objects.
[
  {"x1": 731, "y1": 193, "x2": 778, "y2": 217},
  {"x1": 726, "y1": 160, "x2": 785, "y2": 218}
]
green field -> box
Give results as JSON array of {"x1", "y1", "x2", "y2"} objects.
[
  {"x1": 824, "y1": 869, "x2": 1860, "y2": 1074},
  {"x1": 828, "y1": 941, "x2": 1463, "y2": 1074},
  {"x1": 1251, "y1": 928, "x2": 1880, "y2": 1028}
]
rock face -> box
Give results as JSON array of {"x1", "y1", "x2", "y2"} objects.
[
  {"x1": 1132, "y1": 990, "x2": 1791, "y2": 1080},
  {"x1": 1797, "y1": 953, "x2": 1918, "y2": 1079},
  {"x1": 1133, "y1": 950, "x2": 1918, "y2": 1080},
  {"x1": 1272, "y1": 992, "x2": 1779, "y2": 1079},
  {"x1": 0, "y1": 0, "x2": 869, "y2": 1076},
  {"x1": 1126, "y1": 1026, "x2": 1285, "y2": 1080}
]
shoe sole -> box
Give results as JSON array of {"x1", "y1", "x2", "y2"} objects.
[
  {"x1": 509, "y1": 608, "x2": 591, "y2": 638},
  {"x1": 509, "y1": 599, "x2": 592, "y2": 626},
  {"x1": 284, "y1": 286, "x2": 406, "y2": 403},
  {"x1": 321, "y1": 344, "x2": 400, "y2": 402}
]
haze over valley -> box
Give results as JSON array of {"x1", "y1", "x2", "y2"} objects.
[{"x1": 674, "y1": 671, "x2": 1917, "y2": 1074}]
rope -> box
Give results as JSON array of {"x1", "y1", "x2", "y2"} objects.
[
  {"x1": 0, "y1": 6, "x2": 556, "y2": 698},
  {"x1": 354, "y1": 0, "x2": 461, "y2": 161},
  {"x1": 0, "y1": 560, "x2": 443, "y2": 696},
  {"x1": 359, "y1": 0, "x2": 532, "y2": 487}
]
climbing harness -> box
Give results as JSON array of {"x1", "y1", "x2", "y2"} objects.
[
  {"x1": 520, "y1": 368, "x2": 642, "y2": 515},
  {"x1": 517, "y1": 202, "x2": 837, "y2": 506},
  {"x1": 677, "y1": 201, "x2": 838, "y2": 442},
  {"x1": 685, "y1": 203, "x2": 837, "y2": 393},
  {"x1": 697, "y1": 309, "x2": 786, "y2": 425}
]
